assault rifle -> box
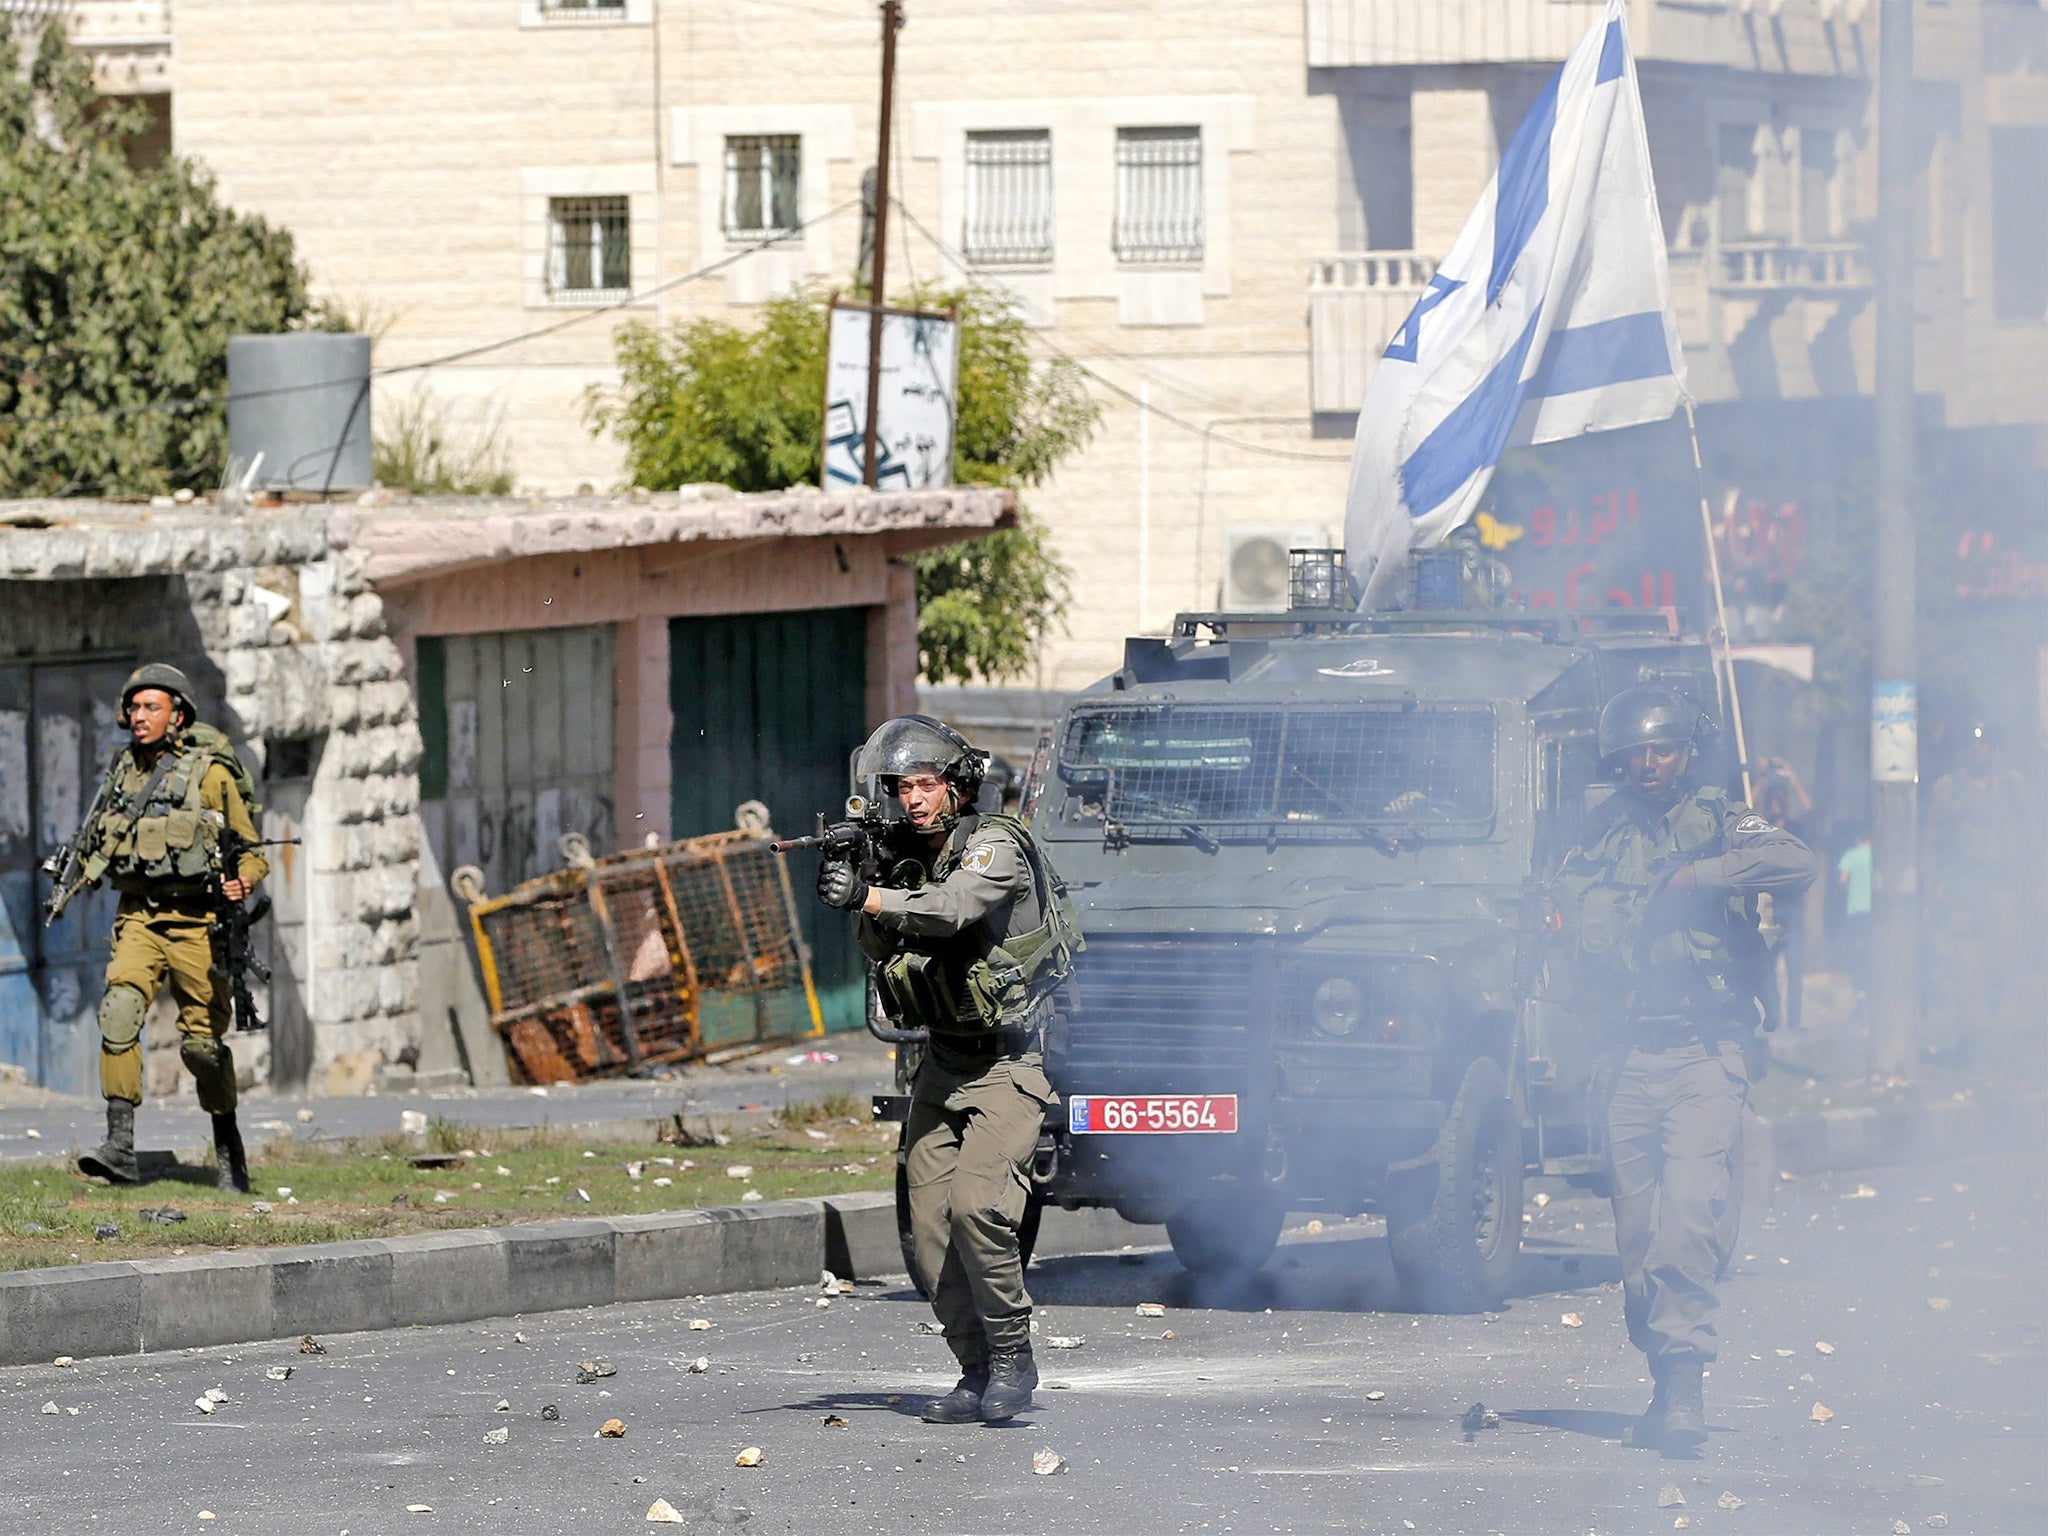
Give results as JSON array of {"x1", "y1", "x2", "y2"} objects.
[
  {"x1": 39, "y1": 754, "x2": 124, "y2": 927},
  {"x1": 214, "y1": 827, "x2": 300, "y2": 1034},
  {"x1": 768, "y1": 796, "x2": 899, "y2": 868}
]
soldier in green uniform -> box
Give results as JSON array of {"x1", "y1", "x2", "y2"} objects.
[
  {"x1": 1554, "y1": 688, "x2": 1815, "y2": 1455},
  {"x1": 816, "y1": 716, "x2": 1080, "y2": 1425},
  {"x1": 72, "y1": 665, "x2": 269, "y2": 1192}
]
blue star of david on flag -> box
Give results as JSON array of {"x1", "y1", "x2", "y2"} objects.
[{"x1": 1383, "y1": 275, "x2": 1465, "y2": 365}]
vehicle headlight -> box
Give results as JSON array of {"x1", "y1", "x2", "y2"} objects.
[{"x1": 1311, "y1": 977, "x2": 1363, "y2": 1037}]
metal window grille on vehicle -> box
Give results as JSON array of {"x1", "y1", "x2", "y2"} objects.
[
  {"x1": 724, "y1": 135, "x2": 802, "y2": 238},
  {"x1": 1114, "y1": 126, "x2": 1203, "y2": 264},
  {"x1": 964, "y1": 129, "x2": 1053, "y2": 266},
  {"x1": 548, "y1": 196, "x2": 631, "y2": 297}
]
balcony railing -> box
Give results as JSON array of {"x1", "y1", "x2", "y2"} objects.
[
  {"x1": 1308, "y1": 0, "x2": 1873, "y2": 76},
  {"x1": 1713, "y1": 241, "x2": 1872, "y2": 293},
  {"x1": 1307, "y1": 252, "x2": 1437, "y2": 415},
  {"x1": 1310, "y1": 240, "x2": 1875, "y2": 413}
]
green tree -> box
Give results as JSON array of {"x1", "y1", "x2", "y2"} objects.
[
  {"x1": 0, "y1": 20, "x2": 313, "y2": 497},
  {"x1": 585, "y1": 285, "x2": 1098, "y2": 683}
]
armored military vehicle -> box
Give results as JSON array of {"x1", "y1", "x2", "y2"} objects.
[{"x1": 1021, "y1": 554, "x2": 1721, "y2": 1310}]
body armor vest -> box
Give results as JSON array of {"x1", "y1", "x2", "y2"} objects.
[
  {"x1": 1556, "y1": 786, "x2": 1767, "y2": 1022},
  {"x1": 875, "y1": 814, "x2": 1084, "y2": 1040},
  {"x1": 88, "y1": 742, "x2": 225, "y2": 897}
]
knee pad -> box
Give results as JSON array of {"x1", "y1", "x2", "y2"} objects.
[
  {"x1": 98, "y1": 985, "x2": 148, "y2": 1051},
  {"x1": 180, "y1": 1033, "x2": 228, "y2": 1079}
]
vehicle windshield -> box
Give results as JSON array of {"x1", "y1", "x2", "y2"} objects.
[{"x1": 1055, "y1": 703, "x2": 1495, "y2": 840}]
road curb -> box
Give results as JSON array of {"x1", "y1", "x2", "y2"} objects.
[{"x1": 3, "y1": 1096, "x2": 2029, "y2": 1369}]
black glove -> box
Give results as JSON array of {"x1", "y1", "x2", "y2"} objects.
[{"x1": 817, "y1": 861, "x2": 869, "y2": 910}]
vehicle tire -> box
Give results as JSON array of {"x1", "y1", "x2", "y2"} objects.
[
  {"x1": 1166, "y1": 1185, "x2": 1285, "y2": 1277},
  {"x1": 1386, "y1": 1056, "x2": 1524, "y2": 1312},
  {"x1": 894, "y1": 1124, "x2": 1043, "y2": 1297}
]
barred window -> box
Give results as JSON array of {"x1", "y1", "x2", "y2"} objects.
[
  {"x1": 542, "y1": 0, "x2": 626, "y2": 16},
  {"x1": 548, "y1": 196, "x2": 630, "y2": 298},
  {"x1": 724, "y1": 135, "x2": 801, "y2": 239},
  {"x1": 1115, "y1": 126, "x2": 1203, "y2": 264},
  {"x1": 964, "y1": 129, "x2": 1053, "y2": 266}
]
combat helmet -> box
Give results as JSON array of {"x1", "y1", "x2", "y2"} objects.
[
  {"x1": 1596, "y1": 686, "x2": 1714, "y2": 764},
  {"x1": 118, "y1": 663, "x2": 198, "y2": 729},
  {"x1": 857, "y1": 715, "x2": 989, "y2": 807}
]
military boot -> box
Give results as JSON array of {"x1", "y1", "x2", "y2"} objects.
[
  {"x1": 1628, "y1": 1355, "x2": 1675, "y2": 1449},
  {"x1": 920, "y1": 1363, "x2": 989, "y2": 1425},
  {"x1": 212, "y1": 1112, "x2": 251, "y2": 1194},
  {"x1": 978, "y1": 1344, "x2": 1038, "y2": 1423},
  {"x1": 1658, "y1": 1357, "x2": 1707, "y2": 1454},
  {"x1": 78, "y1": 1100, "x2": 141, "y2": 1185}
]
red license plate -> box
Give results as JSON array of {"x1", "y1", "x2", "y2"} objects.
[{"x1": 1067, "y1": 1094, "x2": 1238, "y2": 1135}]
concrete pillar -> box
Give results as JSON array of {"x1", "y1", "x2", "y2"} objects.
[
  {"x1": 864, "y1": 559, "x2": 920, "y2": 730},
  {"x1": 1411, "y1": 87, "x2": 1496, "y2": 256},
  {"x1": 612, "y1": 613, "x2": 672, "y2": 848}
]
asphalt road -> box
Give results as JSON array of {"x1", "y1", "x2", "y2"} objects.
[
  {"x1": 0, "y1": 1037, "x2": 899, "y2": 1163},
  {"x1": 3, "y1": 1147, "x2": 2039, "y2": 1536}
]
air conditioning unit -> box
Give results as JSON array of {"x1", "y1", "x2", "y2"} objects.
[{"x1": 1222, "y1": 526, "x2": 1328, "y2": 611}]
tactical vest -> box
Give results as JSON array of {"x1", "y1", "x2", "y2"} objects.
[
  {"x1": 875, "y1": 813, "x2": 1085, "y2": 1040},
  {"x1": 1556, "y1": 786, "x2": 1766, "y2": 1022},
  {"x1": 88, "y1": 740, "x2": 226, "y2": 897}
]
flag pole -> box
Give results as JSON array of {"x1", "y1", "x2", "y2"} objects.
[{"x1": 1684, "y1": 400, "x2": 1754, "y2": 805}]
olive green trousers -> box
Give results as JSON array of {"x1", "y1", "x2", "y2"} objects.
[
  {"x1": 100, "y1": 904, "x2": 235, "y2": 1112},
  {"x1": 904, "y1": 1051, "x2": 1054, "y2": 1361},
  {"x1": 1606, "y1": 1035, "x2": 1747, "y2": 1367}
]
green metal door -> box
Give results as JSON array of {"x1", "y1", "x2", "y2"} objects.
[{"x1": 668, "y1": 609, "x2": 869, "y2": 1033}]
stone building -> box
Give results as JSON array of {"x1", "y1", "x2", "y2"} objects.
[
  {"x1": 0, "y1": 483, "x2": 1010, "y2": 1094},
  {"x1": 95, "y1": 0, "x2": 2039, "y2": 698}
]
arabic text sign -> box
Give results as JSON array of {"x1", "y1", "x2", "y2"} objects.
[{"x1": 822, "y1": 303, "x2": 960, "y2": 490}]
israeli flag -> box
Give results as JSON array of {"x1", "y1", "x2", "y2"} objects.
[{"x1": 1342, "y1": 0, "x2": 1686, "y2": 609}]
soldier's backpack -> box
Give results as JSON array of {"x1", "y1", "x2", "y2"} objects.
[{"x1": 182, "y1": 722, "x2": 264, "y2": 823}]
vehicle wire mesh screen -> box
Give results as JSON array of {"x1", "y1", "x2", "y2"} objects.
[{"x1": 1061, "y1": 705, "x2": 1495, "y2": 833}]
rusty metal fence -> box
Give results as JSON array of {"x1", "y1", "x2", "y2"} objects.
[{"x1": 456, "y1": 822, "x2": 822, "y2": 1084}]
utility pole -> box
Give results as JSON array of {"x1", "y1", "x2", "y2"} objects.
[
  {"x1": 1871, "y1": 0, "x2": 1918, "y2": 1074},
  {"x1": 861, "y1": 0, "x2": 903, "y2": 489}
]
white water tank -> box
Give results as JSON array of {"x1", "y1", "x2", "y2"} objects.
[{"x1": 226, "y1": 333, "x2": 373, "y2": 493}]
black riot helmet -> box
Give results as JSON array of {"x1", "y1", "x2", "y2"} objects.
[
  {"x1": 118, "y1": 663, "x2": 197, "y2": 729},
  {"x1": 1596, "y1": 686, "x2": 1715, "y2": 765},
  {"x1": 856, "y1": 715, "x2": 989, "y2": 806}
]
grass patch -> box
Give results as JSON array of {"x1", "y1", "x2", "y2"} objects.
[
  {"x1": 0, "y1": 1111, "x2": 896, "y2": 1273},
  {"x1": 772, "y1": 1089, "x2": 865, "y2": 1131}
]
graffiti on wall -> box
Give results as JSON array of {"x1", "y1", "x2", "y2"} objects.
[
  {"x1": 1712, "y1": 491, "x2": 1807, "y2": 613},
  {"x1": 1950, "y1": 530, "x2": 2048, "y2": 602},
  {"x1": 1496, "y1": 488, "x2": 1700, "y2": 615}
]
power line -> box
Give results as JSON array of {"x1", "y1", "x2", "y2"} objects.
[
  {"x1": 893, "y1": 201, "x2": 1352, "y2": 465},
  {"x1": 1, "y1": 197, "x2": 862, "y2": 433}
]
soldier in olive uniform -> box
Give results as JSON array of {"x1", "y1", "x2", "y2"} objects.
[
  {"x1": 1554, "y1": 688, "x2": 1815, "y2": 1455},
  {"x1": 816, "y1": 716, "x2": 1080, "y2": 1424},
  {"x1": 72, "y1": 665, "x2": 269, "y2": 1192}
]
